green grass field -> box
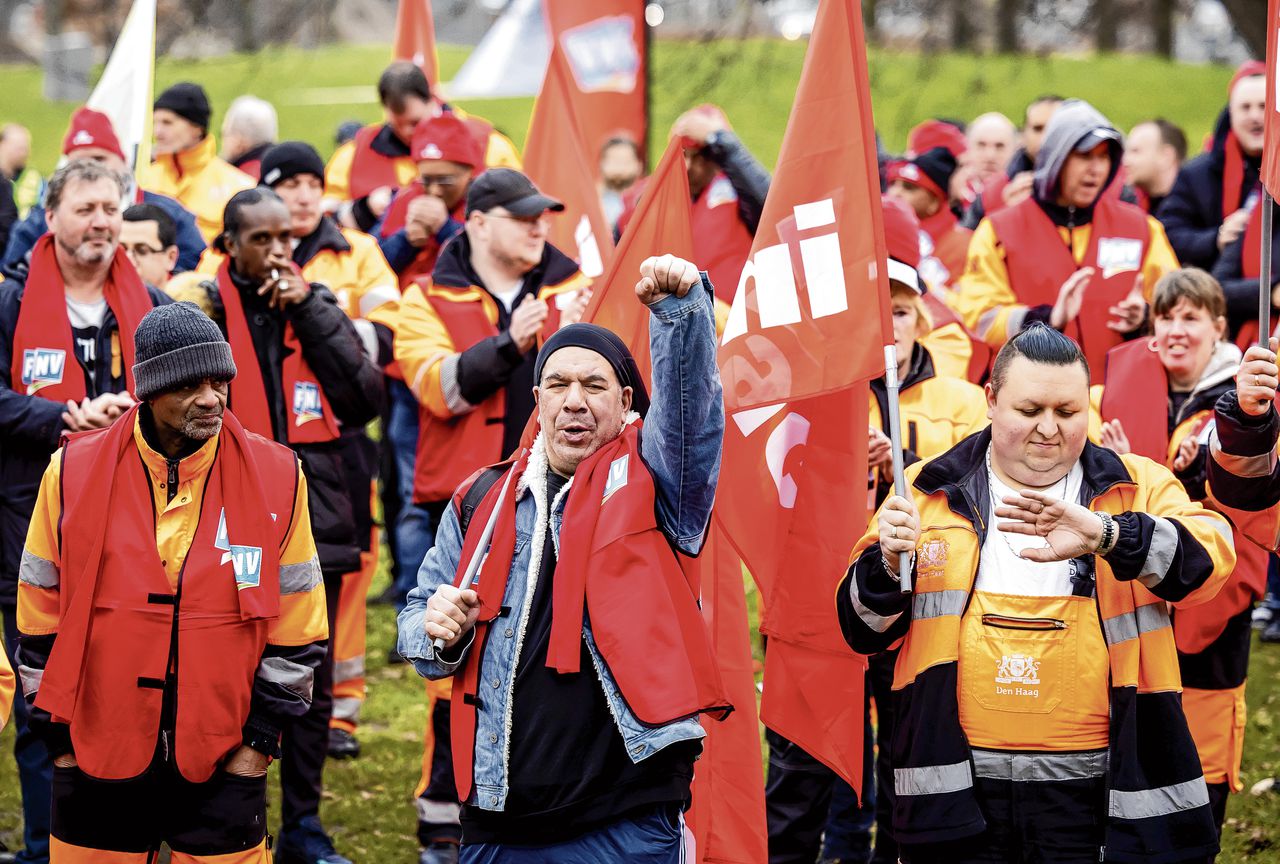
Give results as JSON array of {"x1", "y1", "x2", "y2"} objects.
[
  {"x1": 0, "y1": 41, "x2": 1239, "y2": 177},
  {"x1": 0, "y1": 37, "x2": 1273, "y2": 861}
]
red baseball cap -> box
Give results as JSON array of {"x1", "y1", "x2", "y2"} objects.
[
  {"x1": 411, "y1": 113, "x2": 484, "y2": 169},
  {"x1": 885, "y1": 159, "x2": 947, "y2": 204},
  {"x1": 881, "y1": 195, "x2": 923, "y2": 293},
  {"x1": 907, "y1": 119, "x2": 967, "y2": 159},
  {"x1": 62, "y1": 107, "x2": 125, "y2": 161}
]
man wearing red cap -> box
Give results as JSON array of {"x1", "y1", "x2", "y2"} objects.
[
  {"x1": 379, "y1": 114, "x2": 484, "y2": 291},
  {"x1": 324, "y1": 62, "x2": 519, "y2": 235},
  {"x1": 0, "y1": 160, "x2": 170, "y2": 864},
  {"x1": 886, "y1": 147, "x2": 974, "y2": 292},
  {"x1": 1159, "y1": 61, "x2": 1267, "y2": 272},
  {"x1": 618, "y1": 105, "x2": 771, "y2": 303},
  {"x1": 3, "y1": 108, "x2": 205, "y2": 283}
]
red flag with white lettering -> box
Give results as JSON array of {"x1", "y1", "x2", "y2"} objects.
[
  {"x1": 1264, "y1": 0, "x2": 1280, "y2": 197},
  {"x1": 393, "y1": 0, "x2": 439, "y2": 85},
  {"x1": 580, "y1": 136, "x2": 693, "y2": 384},
  {"x1": 524, "y1": 44, "x2": 616, "y2": 279},
  {"x1": 718, "y1": 0, "x2": 891, "y2": 413},
  {"x1": 685, "y1": 520, "x2": 768, "y2": 864},
  {"x1": 542, "y1": 0, "x2": 648, "y2": 167},
  {"x1": 713, "y1": 0, "x2": 883, "y2": 789}
]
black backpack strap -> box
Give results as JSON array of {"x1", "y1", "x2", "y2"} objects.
[{"x1": 458, "y1": 465, "x2": 507, "y2": 536}]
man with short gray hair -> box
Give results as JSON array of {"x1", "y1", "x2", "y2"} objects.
[{"x1": 221, "y1": 95, "x2": 279, "y2": 181}]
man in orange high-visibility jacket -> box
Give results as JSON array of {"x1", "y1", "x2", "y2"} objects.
[{"x1": 15, "y1": 302, "x2": 327, "y2": 863}]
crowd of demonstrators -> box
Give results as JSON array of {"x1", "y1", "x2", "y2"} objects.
[{"x1": 2, "y1": 42, "x2": 1280, "y2": 864}]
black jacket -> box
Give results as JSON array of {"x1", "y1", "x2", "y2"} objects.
[
  {"x1": 0, "y1": 279, "x2": 171, "y2": 607},
  {"x1": 1157, "y1": 108, "x2": 1261, "y2": 271},
  {"x1": 1211, "y1": 210, "x2": 1280, "y2": 340},
  {"x1": 199, "y1": 266, "x2": 383, "y2": 574}
]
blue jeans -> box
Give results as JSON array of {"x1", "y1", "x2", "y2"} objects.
[
  {"x1": 460, "y1": 805, "x2": 686, "y2": 863},
  {"x1": 3, "y1": 605, "x2": 52, "y2": 864},
  {"x1": 1265, "y1": 553, "x2": 1280, "y2": 611},
  {"x1": 387, "y1": 379, "x2": 430, "y2": 611}
]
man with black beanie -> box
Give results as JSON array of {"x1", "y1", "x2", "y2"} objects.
[
  {"x1": 258, "y1": 140, "x2": 399, "y2": 760},
  {"x1": 140, "y1": 82, "x2": 254, "y2": 243},
  {"x1": 15, "y1": 301, "x2": 327, "y2": 863},
  {"x1": 398, "y1": 254, "x2": 728, "y2": 861},
  {"x1": 886, "y1": 146, "x2": 974, "y2": 288}
]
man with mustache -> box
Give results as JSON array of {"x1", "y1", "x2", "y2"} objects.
[
  {"x1": 399, "y1": 254, "x2": 727, "y2": 862},
  {"x1": 955, "y1": 100, "x2": 1178, "y2": 383},
  {"x1": 15, "y1": 301, "x2": 328, "y2": 862},
  {"x1": 0, "y1": 159, "x2": 170, "y2": 864}
]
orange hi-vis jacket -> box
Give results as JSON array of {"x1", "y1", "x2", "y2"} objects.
[
  {"x1": 17, "y1": 411, "x2": 328, "y2": 782},
  {"x1": 1091, "y1": 340, "x2": 1261, "y2": 790},
  {"x1": 838, "y1": 430, "x2": 1233, "y2": 862},
  {"x1": 393, "y1": 239, "x2": 589, "y2": 504},
  {"x1": 139, "y1": 135, "x2": 255, "y2": 243},
  {"x1": 954, "y1": 196, "x2": 1178, "y2": 384}
]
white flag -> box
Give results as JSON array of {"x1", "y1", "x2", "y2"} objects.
[{"x1": 86, "y1": 0, "x2": 156, "y2": 176}]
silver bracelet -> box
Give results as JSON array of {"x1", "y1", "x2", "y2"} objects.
[{"x1": 1095, "y1": 511, "x2": 1118, "y2": 557}]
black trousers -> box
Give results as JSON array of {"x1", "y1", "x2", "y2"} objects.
[
  {"x1": 279, "y1": 568, "x2": 341, "y2": 828},
  {"x1": 899, "y1": 774, "x2": 1106, "y2": 864},
  {"x1": 51, "y1": 760, "x2": 267, "y2": 855}
]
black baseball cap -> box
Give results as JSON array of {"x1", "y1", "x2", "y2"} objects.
[{"x1": 466, "y1": 168, "x2": 564, "y2": 217}]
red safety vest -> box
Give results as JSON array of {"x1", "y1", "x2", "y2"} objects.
[
  {"x1": 412, "y1": 284, "x2": 566, "y2": 504},
  {"x1": 990, "y1": 196, "x2": 1150, "y2": 384},
  {"x1": 449, "y1": 425, "x2": 731, "y2": 801},
  {"x1": 690, "y1": 174, "x2": 754, "y2": 303},
  {"x1": 37, "y1": 408, "x2": 297, "y2": 782},
  {"x1": 919, "y1": 207, "x2": 972, "y2": 287}
]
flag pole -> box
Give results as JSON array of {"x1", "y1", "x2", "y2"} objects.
[
  {"x1": 883, "y1": 345, "x2": 913, "y2": 593},
  {"x1": 1261, "y1": 191, "x2": 1273, "y2": 349}
]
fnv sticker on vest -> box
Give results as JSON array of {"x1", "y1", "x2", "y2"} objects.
[
  {"x1": 293, "y1": 382, "x2": 324, "y2": 426},
  {"x1": 603, "y1": 454, "x2": 629, "y2": 502},
  {"x1": 21, "y1": 348, "x2": 66, "y2": 394},
  {"x1": 1096, "y1": 238, "x2": 1143, "y2": 278},
  {"x1": 214, "y1": 508, "x2": 264, "y2": 590}
]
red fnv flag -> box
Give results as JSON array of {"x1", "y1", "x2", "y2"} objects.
[
  {"x1": 714, "y1": 0, "x2": 888, "y2": 789},
  {"x1": 685, "y1": 520, "x2": 768, "y2": 864},
  {"x1": 393, "y1": 0, "x2": 439, "y2": 85},
  {"x1": 541, "y1": 0, "x2": 648, "y2": 166},
  {"x1": 524, "y1": 43, "x2": 616, "y2": 279},
  {"x1": 718, "y1": 0, "x2": 891, "y2": 413},
  {"x1": 580, "y1": 136, "x2": 694, "y2": 383},
  {"x1": 1265, "y1": 0, "x2": 1280, "y2": 197}
]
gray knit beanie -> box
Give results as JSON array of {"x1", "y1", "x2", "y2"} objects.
[{"x1": 132, "y1": 302, "x2": 237, "y2": 400}]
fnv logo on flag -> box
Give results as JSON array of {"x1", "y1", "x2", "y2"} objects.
[
  {"x1": 21, "y1": 348, "x2": 66, "y2": 394},
  {"x1": 602, "y1": 453, "x2": 629, "y2": 502},
  {"x1": 561, "y1": 16, "x2": 640, "y2": 94},
  {"x1": 293, "y1": 382, "x2": 324, "y2": 426},
  {"x1": 214, "y1": 508, "x2": 263, "y2": 590}
]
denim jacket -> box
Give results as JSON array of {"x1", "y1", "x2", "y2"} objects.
[{"x1": 397, "y1": 275, "x2": 725, "y2": 812}]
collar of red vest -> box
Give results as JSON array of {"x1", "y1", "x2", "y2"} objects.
[{"x1": 133, "y1": 407, "x2": 219, "y2": 485}]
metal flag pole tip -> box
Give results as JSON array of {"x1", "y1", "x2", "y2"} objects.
[{"x1": 882, "y1": 344, "x2": 913, "y2": 593}]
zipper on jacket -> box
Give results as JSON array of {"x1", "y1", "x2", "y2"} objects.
[
  {"x1": 981, "y1": 613, "x2": 1066, "y2": 631},
  {"x1": 166, "y1": 459, "x2": 179, "y2": 504}
]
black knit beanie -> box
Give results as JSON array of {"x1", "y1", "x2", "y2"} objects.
[
  {"x1": 154, "y1": 82, "x2": 212, "y2": 131},
  {"x1": 132, "y1": 302, "x2": 237, "y2": 400},
  {"x1": 259, "y1": 141, "x2": 326, "y2": 189},
  {"x1": 913, "y1": 147, "x2": 959, "y2": 198}
]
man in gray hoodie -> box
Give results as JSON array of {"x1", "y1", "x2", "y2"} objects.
[{"x1": 954, "y1": 99, "x2": 1179, "y2": 382}]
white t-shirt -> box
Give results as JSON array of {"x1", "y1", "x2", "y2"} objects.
[
  {"x1": 491, "y1": 281, "x2": 524, "y2": 313},
  {"x1": 65, "y1": 296, "x2": 108, "y2": 330},
  {"x1": 976, "y1": 454, "x2": 1085, "y2": 597}
]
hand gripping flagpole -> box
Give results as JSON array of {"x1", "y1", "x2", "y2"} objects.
[
  {"x1": 883, "y1": 345, "x2": 913, "y2": 593},
  {"x1": 1260, "y1": 191, "x2": 1274, "y2": 349},
  {"x1": 432, "y1": 464, "x2": 518, "y2": 652}
]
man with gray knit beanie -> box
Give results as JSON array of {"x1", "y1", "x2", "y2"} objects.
[{"x1": 14, "y1": 300, "x2": 330, "y2": 862}]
